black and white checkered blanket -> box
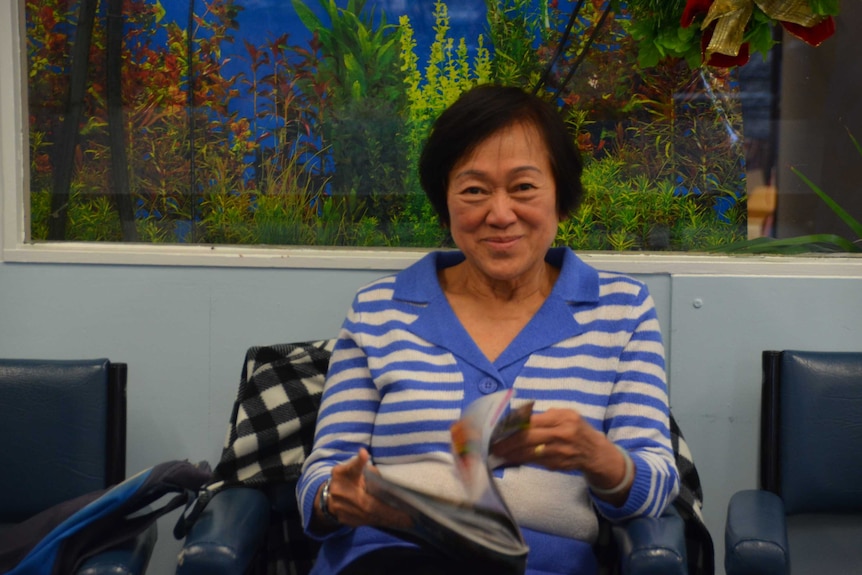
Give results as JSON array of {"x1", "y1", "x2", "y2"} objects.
[
  {"x1": 670, "y1": 414, "x2": 714, "y2": 575},
  {"x1": 183, "y1": 340, "x2": 713, "y2": 575},
  {"x1": 205, "y1": 340, "x2": 335, "y2": 495}
]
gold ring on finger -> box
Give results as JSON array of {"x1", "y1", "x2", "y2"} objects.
[{"x1": 534, "y1": 443, "x2": 546, "y2": 456}]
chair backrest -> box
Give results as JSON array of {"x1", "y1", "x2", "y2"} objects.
[
  {"x1": 759, "y1": 350, "x2": 862, "y2": 515},
  {"x1": 0, "y1": 358, "x2": 127, "y2": 523}
]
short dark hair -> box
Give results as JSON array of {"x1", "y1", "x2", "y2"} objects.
[{"x1": 418, "y1": 84, "x2": 584, "y2": 227}]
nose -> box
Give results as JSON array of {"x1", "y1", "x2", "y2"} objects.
[{"x1": 486, "y1": 192, "x2": 517, "y2": 227}]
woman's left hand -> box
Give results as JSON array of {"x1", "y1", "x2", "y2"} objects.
[
  {"x1": 491, "y1": 408, "x2": 602, "y2": 471},
  {"x1": 490, "y1": 408, "x2": 633, "y2": 503}
]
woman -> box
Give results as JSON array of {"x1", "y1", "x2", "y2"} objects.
[{"x1": 297, "y1": 84, "x2": 679, "y2": 575}]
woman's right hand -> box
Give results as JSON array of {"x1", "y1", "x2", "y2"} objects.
[{"x1": 315, "y1": 448, "x2": 412, "y2": 530}]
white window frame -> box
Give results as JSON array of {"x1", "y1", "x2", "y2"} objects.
[{"x1": 3, "y1": 0, "x2": 861, "y2": 277}]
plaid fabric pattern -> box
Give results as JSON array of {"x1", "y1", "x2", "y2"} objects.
[
  {"x1": 185, "y1": 339, "x2": 713, "y2": 575},
  {"x1": 670, "y1": 414, "x2": 715, "y2": 575},
  {"x1": 207, "y1": 340, "x2": 335, "y2": 495}
]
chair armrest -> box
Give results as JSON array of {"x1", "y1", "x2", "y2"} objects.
[
  {"x1": 724, "y1": 489, "x2": 788, "y2": 575},
  {"x1": 77, "y1": 522, "x2": 158, "y2": 575},
  {"x1": 176, "y1": 487, "x2": 271, "y2": 575},
  {"x1": 613, "y1": 506, "x2": 687, "y2": 575}
]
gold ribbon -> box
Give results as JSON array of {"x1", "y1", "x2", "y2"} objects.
[
  {"x1": 701, "y1": 0, "x2": 829, "y2": 59},
  {"x1": 754, "y1": 0, "x2": 828, "y2": 26},
  {"x1": 701, "y1": 0, "x2": 753, "y2": 59}
]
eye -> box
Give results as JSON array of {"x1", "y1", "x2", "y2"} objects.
[{"x1": 461, "y1": 186, "x2": 484, "y2": 195}]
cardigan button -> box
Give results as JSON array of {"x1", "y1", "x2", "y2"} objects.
[{"x1": 478, "y1": 378, "x2": 498, "y2": 394}]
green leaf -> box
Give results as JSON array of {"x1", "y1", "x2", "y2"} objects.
[
  {"x1": 685, "y1": 48, "x2": 704, "y2": 69},
  {"x1": 847, "y1": 127, "x2": 862, "y2": 157},
  {"x1": 791, "y1": 167, "x2": 862, "y2": 238},
  {"x1": 379, "y1": 35, "x2": 399, "y2": 56},
  {"x1": 153, "y1": 0, "x2": 166, "y2": 23},
  {"x1": 346, "y1": 0, "x2": 365, "y2": 16},
  {"x1": 745, "y1": 19, "x2": 775, "y2": 58},
  {"x1": 808, "y1": 0, "x2": 840, "y2": 16},
  {"x1": 343, "y1": 52, "x2": 360, "y2": 74},
  {"x1": 314, "y1": 26, "x2": 334, "y2": 52},
  {"x1": 350, "y1": 79, "x2": 363, "y2": 101},
  {"x1": 709, "y1": 234, "x2": 861, "y2": 254},
  {"x1": 637, "y1": 41, "x2": 661, "y2": 68},
  {"x1": 291, "y1": 0, "x2": 323, "y2": 33},
  {"x1": 325, "y1": 0, "x2": 339, "y2": 21}
]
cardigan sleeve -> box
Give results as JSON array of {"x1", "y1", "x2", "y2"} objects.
[
  {"x1": 296, "y1": 299, "x2": 382, "y2": 538},
  {"x1": 592, "y1": 284, "x2": 680, "y2": 521}
]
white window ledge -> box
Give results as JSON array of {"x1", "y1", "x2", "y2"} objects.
[{"x1": 2, "y1": 241, "x2": 862, "y2": 277}]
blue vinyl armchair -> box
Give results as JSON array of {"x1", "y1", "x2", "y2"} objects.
[
  {"x1": 724, "y1": 350, "x2": 862, "y2": 575},
  {"x1": 0, "y1": 358, "x2": 157, "y2": 575},
  {"x1": 176, "y1": 341, "x2": 711, "y2": 575}
]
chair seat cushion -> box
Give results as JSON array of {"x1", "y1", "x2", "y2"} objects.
[
  {"x1": 787, "y1": 514, "x2": 862, "y2": 575},
  {"x1": 75, "y1": 524, "x2": 157, "y2": 575}
]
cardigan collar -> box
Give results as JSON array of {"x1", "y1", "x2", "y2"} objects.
[
  {"x1": 394, "y1": 247, "x2": 599, "y2": 305},
  {"x1": 391, "y1": 248, "x2": 600, "y2": 373}
]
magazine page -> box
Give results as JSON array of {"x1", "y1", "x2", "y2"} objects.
[
  {"x1": 363, "y1": 467, "x2": 526, "y2": 566},
  {"x1": 450, "y1": 389, "x2": 534, "y2": 505},
  {"x1": 362, "y1": 389, "x2": 533, "y2": 569}
]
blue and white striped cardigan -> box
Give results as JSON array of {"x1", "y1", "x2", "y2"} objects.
[{"x1": 298, "y1": 247, "x2": 680, "y2": 573}]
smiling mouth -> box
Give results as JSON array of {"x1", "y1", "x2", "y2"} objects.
[{"x1": 484, "y1": 237, "x2": 520, "y2": 247}]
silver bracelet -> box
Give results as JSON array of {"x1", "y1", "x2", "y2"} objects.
[
  {"x1": 589, "y1": 444, "x2": 634, "y2": 496},
  {"x1": 319, "y1": 478, "x2": 339, "y2": 523}
]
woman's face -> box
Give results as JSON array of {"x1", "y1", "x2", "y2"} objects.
[{"x1": 446, "y1": 122, "x2": 559, "y2": 285}]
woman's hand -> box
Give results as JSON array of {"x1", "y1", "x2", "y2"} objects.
[
  {"x1": 490, "y1": 408, "x2": 634, "y2": 504},
  {"x1": 314, "y1": 448, "x2": 412, "y2": 530},
  {"x1": 491, "y1": 408, "x2": 599, "y2": 470}
]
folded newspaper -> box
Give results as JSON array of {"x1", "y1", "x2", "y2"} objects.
[{"x1": 363, "y1": 389, "x2": 534, "y2": 572}]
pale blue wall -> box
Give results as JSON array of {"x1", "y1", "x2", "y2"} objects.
[{"x1": 2, "y1": 260, "x2": 862, "y2": 573}]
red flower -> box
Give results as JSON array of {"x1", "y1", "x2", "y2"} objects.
[
  {"x1": 681, "y1": 0, "x2": 713, "y2": 28},
  {"x1": 781, "y1": 16, "x2": 835, "y2": 47},
  {"x1": 34, "y1": 153, "x2": 51, "y2": 174},
  {"x1": 39, "y1": 6, "x2": 56, "y2": 29}
]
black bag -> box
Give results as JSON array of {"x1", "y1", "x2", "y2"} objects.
[{"x1": 0, "y1": 459, "x2": 211, "y2": 575}]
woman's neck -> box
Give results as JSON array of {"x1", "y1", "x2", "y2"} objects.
[{"x1": 441, "y1": 260, "x2": 559, "y2": 305}]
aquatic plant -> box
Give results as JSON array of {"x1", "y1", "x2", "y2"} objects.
[
  {"x1": 558, "y1": 156, "x2": 745, "y2": 252},
  {"x1": 291, "y1": 0, "x2": 410, "y2": 232}
]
